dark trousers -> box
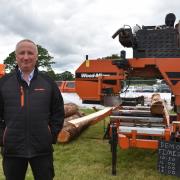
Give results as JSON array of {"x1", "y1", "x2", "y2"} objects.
[{"x1": 2, "y1": 154, "x2": 54, "y2": 180}]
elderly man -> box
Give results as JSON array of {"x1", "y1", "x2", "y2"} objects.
[{"x1": 0, "y1": 39, "x2": 64, "y2": 180}]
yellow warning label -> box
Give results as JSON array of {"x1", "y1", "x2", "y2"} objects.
[{"x1": 85, "y1": 60, "x2": 90, "y2": 67}]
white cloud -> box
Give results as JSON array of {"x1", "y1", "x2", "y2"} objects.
[{"x1": 0, "y1": 0, "x2": 180, "y2": 73}]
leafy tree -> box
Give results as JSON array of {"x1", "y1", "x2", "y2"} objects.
[
  {"x1": 59, "y1": 71, "x2": 74, "y2": 81},
  {"x1": 40, "y1": 70, "x2": 74, "y2": 81},
  {"x1": 46, "y1": 69, "x2": 58, "y2": 80},
  {"x1": 3, "y1": 45, "x2": 55, "y2": 72},
  {"x1": 36, "y1": 45, "x2": 55, "y2": 70},
  {"x1": 40, "y1": 69, "x2": 58, "y2": 81},
  {"x1": 102, "y1": 54, "x2": 120, "y2": 59},
  {"x1": 45, "y1": 70, "x2": 62, "y2": 81},
  {"x1": 3, "y1": 51, "x2": 16, "y2": 71}
]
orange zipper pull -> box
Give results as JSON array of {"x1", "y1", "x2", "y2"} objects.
[{"x1": 20, "y1": 86, "x2": 24, "y2": 107}]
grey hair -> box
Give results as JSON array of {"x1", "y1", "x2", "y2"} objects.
[{"x1": 15, "y1": 39, "x2": 38, "y2": 55}]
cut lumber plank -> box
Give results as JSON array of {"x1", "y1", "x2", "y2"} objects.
[
  {"x1": 63, "y1": 114, "x2": 82, "y2": 127},
  {"x1": 58, "y1": 107, "x2": 113, "y2": 143},
  {"x1": 69, "y1": 107, "x2": 113, "y2": 127},
  {"x1": 64, "y1": 114, "x2": 81, "y2": 122}
]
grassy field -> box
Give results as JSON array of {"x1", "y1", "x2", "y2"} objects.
[{"x1": 0, "y1": 108, "x2": 179, "y2": 180}]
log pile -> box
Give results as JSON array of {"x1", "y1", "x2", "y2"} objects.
[
  {"x1": 57, "y1": 103, "x2": 112, "y2": 143},
  {"x1": 57, "y1": 103, "x2": 84, "y2": 143},
  {"x1": 63, "y1": 103, "x2": 84, "y2": 127},
  {"x1": 64, "y1": 103, "x2": 81, "y2": 117}
]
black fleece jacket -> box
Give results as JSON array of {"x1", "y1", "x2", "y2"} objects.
[{"x1": 0, "y1": 67, "x2": 64, "y2": 158}]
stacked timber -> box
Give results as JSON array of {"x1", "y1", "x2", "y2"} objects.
[{"x1": 57, "y1": 105, "x2": 113, "y2": 143}]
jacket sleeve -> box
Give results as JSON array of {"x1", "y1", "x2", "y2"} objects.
[
  {"x1": 0, "y1": 80, "x2": 5, "y2": 146},
  {"x1": 49, "y1": 81, "x2": 64, "y2": 144}
]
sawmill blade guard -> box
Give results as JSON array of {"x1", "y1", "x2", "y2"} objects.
[{"x1": 103, "y1": 95, "x2": 122, "y2": 106}]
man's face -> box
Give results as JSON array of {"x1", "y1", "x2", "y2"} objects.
[{"x1": 16, "y1": 41, "x2": 38, "y2": 73}]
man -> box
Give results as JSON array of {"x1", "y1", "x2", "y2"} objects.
[{"x1": 0, "y1": 39, "x2": 64, "y2": 180}]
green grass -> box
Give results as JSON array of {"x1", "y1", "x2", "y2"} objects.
[{"x1": 0, "y1": 108, "x2": 179, "y2": 180}]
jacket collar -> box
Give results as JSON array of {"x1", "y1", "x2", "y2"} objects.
[{"x1": 15, "y1": 65, "x2": 38, "y2": 85}]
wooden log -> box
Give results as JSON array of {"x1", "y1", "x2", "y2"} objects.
[
  {"x1": 59, "y1": 108, "x2": 85, "y2": 141},
  {"x1": 64, "y1": 114, "x2": 81, "y2": 122},
  {"x1": 64, "y1": 103, "x2": 78, "y2": 117},
  {"x1": 63, "y1": 114, "x2": 82, "y2": 127},
  {"x1": 150, "y1": 93, "x2": 170, "y2": 126},
  {"x1": 57, "y1": 107, "x2": 113, "y2": 143},
  {"x1": 57, "y1": 123, "x2": 78, "y2": 143},
  {"x1": 150, "y1": 94, "x2": 164, "y2": 115},
  {"x1": 69, "y1": 107, "x2": 113, "y2": 127}
]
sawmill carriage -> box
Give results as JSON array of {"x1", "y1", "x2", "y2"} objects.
[{"x1": 75, "y1": 13, "x2": 180, "y2": 175}]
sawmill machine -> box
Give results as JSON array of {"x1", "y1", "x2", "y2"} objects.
[
  {"x1": 75, "y1": 55, "x2": 125, "y2": 106},
  {"x1": 109, "y1": 12, "x2": 180, "y2": 175},
  {"x1": 75, "y1": 13, "x2": 180, "y2": 175}
]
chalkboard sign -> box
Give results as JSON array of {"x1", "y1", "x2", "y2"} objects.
[{"x1": 158, "y1": 140, "x2": 180, "y2": 177}]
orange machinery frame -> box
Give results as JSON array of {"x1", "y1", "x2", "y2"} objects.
[
  {"x1": 57, "y1": 81, "x2": 76, "y2": 93},
  {"x1": 108, "y1": 57, "x2": 180, "y2": 149},
  {"x1": 75, "y1": 56, "x2": 180, "y2": 130},
  {"x1": 75, "y1": 59, "x2": 124, "y2": 104},
  {"x1": 75, "y1": 57, "x2": 180, "y2": 111},
  {"x1": 108, "y1": 57, "x2": 180, "y2": 175},
  {"x1": 75, "y1": 57, "x2": 179, "y2": 149},
  {"x1": 0, "y1": 64, "x2": 5, "y2": 78},
  {"x1": 75, "y1": 57, "x2": 180, "y2": 154},
  {"x1": 110, "y1": 114, "x2": 171, "y2": 150},
  {"x1": 128, "y1": 58, "x2": 180, "y2": 120},
  {"x1": 75, "y1": 13, "x2": 180, "y2": 175}
]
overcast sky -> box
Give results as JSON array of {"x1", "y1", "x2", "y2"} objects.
[{"x1": 0, "y1": 0, "x2": 180, "y2": 73}]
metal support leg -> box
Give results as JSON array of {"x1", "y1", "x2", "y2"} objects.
[
  {"x1": 111, "y1": 124, "x2": 118, "y2": 175},
  {"x1": 103, "y1": 123, "x2": 110, "y2": 139}
]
